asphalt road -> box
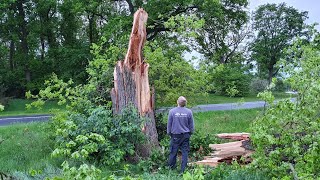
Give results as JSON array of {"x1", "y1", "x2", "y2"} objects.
[
  {"x1": 0, "y1": 98, "x2": 295, "y2": 126},
  {"x1": 0, "y1": 114, "x2": 52, "y2": 126},
  {"x1": 156, "y1": 100, "x2": 269, "y2": 113}
]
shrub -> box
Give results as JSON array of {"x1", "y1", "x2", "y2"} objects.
[
  {"x1": 206, "y1": 163, "x2": 269, "y2": 180},
  {"x1": 211, "y1": 64, "x2": 251, "y2": 97},
  {"x1": 251, "y1": 41, "x2": 320, "y2": 179},
  {"x1": 52, "y1": 105, "x2": 145, "y2": 166},
  {"x1": 0, "y1": 83, "x2": 10, "y2": 108},
  {"x1": 274, "y1": 78, "x2": 289, "y2": 92},
  {"x1": 249, "y1": 78, "x2": 268, "y2": 94},
  {"x1": 189, "y1": 131, "x2": 217, "y2": 160}
]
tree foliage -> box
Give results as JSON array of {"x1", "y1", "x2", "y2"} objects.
[
  {"x1": 145, "y1": 41, "x2": 210, "y2": 105},
  {"x1": 0, "y1": 0, "x2": 254, "y2": 99},
  {"x1": 251, "y1": 3, "x2": 308, "y2": 83},
  {"x1": 251, "y1": 36, "x2": 320, "y2": 179},
  {"x1": 196, "y1": 0, "x2": 249, "y2": 65},
  {"x1": 209, "y1": 63, "x2": 251, "y2": 97}
]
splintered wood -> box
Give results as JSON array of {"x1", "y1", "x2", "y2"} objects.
[
  {"x1": 194, "y1": 133, "x2": 253, "y2": 167},
  {"x1": 110, "y1": 8, "x2": 159, "y2": 157}
]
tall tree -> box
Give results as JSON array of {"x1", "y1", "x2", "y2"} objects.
[
  {"x1": 16, "y1": 0, "x2": 31, "y2": 82},
  {"x1": 196, "y1": 0, "x2": 249, "y2": 65},
  {"x1": 251, "y1": 3, "x2": 308, "y2": 83}
]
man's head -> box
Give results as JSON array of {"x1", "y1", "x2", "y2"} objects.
[{"x1": 177, "y1": 96, "x2": 187, "y2": 107}]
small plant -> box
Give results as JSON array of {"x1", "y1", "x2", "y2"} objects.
[
  {"x1": 183, "y1": 165, "x2": 205, "y2": 180},
  {"x1": 189, "y1": 131, "x2": 217, "y2": 160},
  {"x1": 206, "y1": 163, "x2": 269, "y2": 180}
]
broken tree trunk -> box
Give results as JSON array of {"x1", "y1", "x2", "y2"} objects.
[{"x1": 110, "y1": 8, "x2": 159, "y2": 157}]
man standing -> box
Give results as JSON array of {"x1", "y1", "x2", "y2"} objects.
[{"x1": 167, "y1": 96, "x2": 194, "y2": 173}]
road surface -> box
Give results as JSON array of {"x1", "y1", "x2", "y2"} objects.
[
  {"x1": 0, "y1": 98, "x2": 295, "y2": 126},
  {"x1": 0, "y1": 115, "x2": 51, "y2": 126}
]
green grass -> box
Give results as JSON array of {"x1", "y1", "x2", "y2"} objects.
[
  {"x1": 0, "y1": 122, "x2": 60, "y2": 173},
  {"x1": 158, "y1": 92, "x2": 296, "y2": 107},
  {"x1": 194, "y1": 108, "x2": 262, "y2": 135},
  {"x1": 0, "y1": 108, "x2": 262, "y2": 177},
  {"x1": 1, "y1": 92, "x2": 293, "y2": 117},
  {"x1": 0, "y1": 99, "x2": 65, "y2": 117}
]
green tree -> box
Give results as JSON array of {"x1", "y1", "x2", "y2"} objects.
[
  {"x1": 145, "y1": 41, "x2": 210, "y2": 105},
  {"x1": 251, "y1": 37, "x2": 320, "y2": 179},
  {"x1": 196, "y1": 0, "x2": 249, "y2": 65},
  {"x1": 251, "y1": 3, "x2": 308, "y2": 84}
]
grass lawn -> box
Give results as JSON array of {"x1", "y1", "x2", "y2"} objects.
[
  {"x1": 0, "y1": 122, "x2": 60, "y2": 173},
  {"x1": 157, "y1": 92, "x2": 296, "y2": 107},
  {"x1": 0, "y1": 92, "x2": 293, "y2": 117},
  {"x1": 0, "y1": 99, "x2": 65, "y2": 117},
  {"x1": 194, "y1": 108, "x2": 262, "y2": 135},
  {"x1": 0, "y1": 108, "x2": 261, "y2": 176}
]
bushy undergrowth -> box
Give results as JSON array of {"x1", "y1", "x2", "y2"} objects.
[
  {"x1": 52, "y1": 105, "x2": 145, "y2": 165},
  {"x1": 210, "y1": 64, "x2": 251, "y2": 97},
  {"x1": 206, "y1": 163, "x2": 269, "y2": 180},
  {"x1": 251, "y1": 39, "x2": 320, "y2": 179}
]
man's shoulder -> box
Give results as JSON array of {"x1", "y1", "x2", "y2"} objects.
[
  {"x1": 169, "y1": 107, "x2": 178, "y2": 113},
  {"x1": 181, "y1": 107, "x2": 192, "y2": 112},
  {"x1": 170, "y1": 107, "x2": 192, "y2": 113}
]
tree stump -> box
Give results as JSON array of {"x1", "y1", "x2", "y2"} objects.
[{"x1": 110, "y1": 8, "x2": 159, "y2": 157}]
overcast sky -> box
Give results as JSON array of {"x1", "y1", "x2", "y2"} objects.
[
  {"x1": 186, "y1": 0, "x2": 320, "y2": 61},
  {"x1": 249, "y1": 0, "x2": 320, "y2": 30}
]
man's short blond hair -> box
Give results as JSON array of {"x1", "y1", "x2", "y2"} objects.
[{"x1": 177, "y1": 96, "x2": 187, "y2": 107}]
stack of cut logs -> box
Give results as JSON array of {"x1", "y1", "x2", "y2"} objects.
[{"x1": 194, "y1": 133, "x2": 253, "y2": 167}]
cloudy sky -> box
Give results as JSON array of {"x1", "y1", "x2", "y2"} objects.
[
  {"x1": 249, "y1": 0, "x2": 320, "y2": 30},
  {"x1": 186, "y1": 0, "x2": 320, "y2": 61}
]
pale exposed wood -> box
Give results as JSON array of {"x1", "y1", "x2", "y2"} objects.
[
  {"x1": 209, "y1": 140, "x2": 244, "y2": 150},
  {"x1": 110, "y1": 8, "x2": 159, "y2": 157},
  {"x1": 217, "y1": 133, "x2": 250, "y2": 141},
  {"x1": 193, "y1": 134, "x2": 253, "y2": 167}
]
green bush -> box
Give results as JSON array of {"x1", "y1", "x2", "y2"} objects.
[
  {"x1": 189, "y1": 131, "x2": 217, "y2": 160},
  {"x1": 52, "y1": 105, "x2": 145, "y2": 166},
  {"x1": 249, "y1": 78, "x2": 268, "y2": 94},
  {"x1": 274, "y1": 78, "x2": 289, "y2": 92},
  {"x1": 0, "y1": 83, "x2": 10, "y2": 108},
  {"x1": 206, "y1": 164, "x2": 269, "y2": 180},
  {"x1": 211, "y1": 64, "x2": 250, "y2": 97},
  {"x1": 251, "y1": 40, "x2": 320, "y2": 179},
  {"x1": 145, "y1": 41, "x2": 211, "y2": 105}
]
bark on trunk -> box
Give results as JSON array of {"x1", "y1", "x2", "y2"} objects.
[
  {"x1": 110, "y1": 8, "x2": 159, "y2": 157},
  {"x1": 9, "y1": 40, "x2": 15, "y2": 70},
  {"x1": 17, "y1": 0, "x2": 31, "y2": 82},
  {"x1": 268, "y1": 67, "x2": 273, "y2": 85}
]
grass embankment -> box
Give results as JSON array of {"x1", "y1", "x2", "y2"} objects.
[
  {"x1": 194, "y1": 108, "x2": 262, "y2": 135},
  {"x1": 0, "y1": 108, "x2": 261, "y2": 176},
  {"x1": 0, "y1": 99, "x2": 65, "y2": 117},
  {"x1": 1, "y1": 92, "x2": 293, "y2": 117},
  {"x1": 158, "y1": 92, "x2": 295, "y2": 107},
  {"x1": 0, "y1": 122, "x2": 60, "y2": 173}
]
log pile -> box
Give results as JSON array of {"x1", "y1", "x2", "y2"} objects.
[{"x1": 194, "y1": 133, "x2": 253, "y2": 167}]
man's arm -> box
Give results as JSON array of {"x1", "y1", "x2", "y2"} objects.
[
  {"x1": 189, "y1": 111, "x2": 194, "y2": 134},
  {"x1": 167, "y1": 111, "x2": 173, "y2": 135}
]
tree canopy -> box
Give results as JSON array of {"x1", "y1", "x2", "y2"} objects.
[{"x1": 251, "y1": 3, "x2": 308, "y2": 83}]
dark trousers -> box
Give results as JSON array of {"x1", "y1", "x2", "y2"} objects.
[{"x1": 168, "y1": 133, "x2": 190, "y2": 173}]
